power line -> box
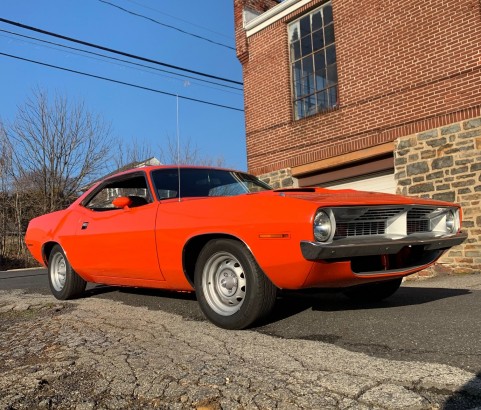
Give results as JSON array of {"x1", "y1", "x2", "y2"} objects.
[
  {"x1": 124, "y1": 0, "x2": 233, "y2": 40},
  {"x1": 0, "y1": 17, "x2": 243, "y2": 86},
  {"x1": 0, "y1": 28, "x2": 243, "y2": 93},
  {"x1": 0, "y1": 51, "x2": 244, "y2": 112},
  {"x1": 98, "y1": 0, "x2": 235, "y2": 51}
]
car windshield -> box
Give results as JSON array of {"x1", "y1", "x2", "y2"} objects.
[{"x1": 151, "y1": 168, "x2": 272, "y2": 200}]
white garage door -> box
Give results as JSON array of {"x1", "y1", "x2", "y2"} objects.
[{"x1": 322, "y1": 170, "x2": 396, "y2": 194}]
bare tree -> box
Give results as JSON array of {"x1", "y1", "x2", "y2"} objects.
[
  {"x1": 113, "y1": 136, "x2": 156, "y2": 169},
  {"x1": 158, "y1": 134, "x2": 225, "y2": 167},
  {"x1": 114, "y1": 134, "x2": 226, "y2": 170},
  {"x1": 6, "y1": 88, "x2": 113, "y2": 214},
  {"x1": 0, "y1": 123, "x2": 13, "y2": 263}
]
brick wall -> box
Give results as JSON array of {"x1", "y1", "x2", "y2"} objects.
[
  {"x1": 394, "y1": 117, "x2": 481, "y2": 273},
  {"x1": 235, "y1": 0, "x2": 481, "y2": 176},
  {"x1": 234, "y1": 0, "x2": 280, "y2": 63}
]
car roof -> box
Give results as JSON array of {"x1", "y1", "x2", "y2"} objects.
[{"x1": 110, "y1": 165, "x2": 243, "y2": 179}]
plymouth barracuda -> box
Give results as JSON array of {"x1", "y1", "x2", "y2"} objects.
[{"x1": 25, "y1": 166, "x2": 467, "y2": 329}]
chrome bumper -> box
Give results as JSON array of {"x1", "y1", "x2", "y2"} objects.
[{"x1": 300, "y1": 232, "x2": 468, "y2": 260}]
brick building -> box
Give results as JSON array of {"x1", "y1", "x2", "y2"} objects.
[{"x1": 234, "y1": 0, "x2": 481, "y2": 272}]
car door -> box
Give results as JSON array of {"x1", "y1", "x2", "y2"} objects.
[{"x1": 66, "y1": 172, "x2": 164, "y2": 282}]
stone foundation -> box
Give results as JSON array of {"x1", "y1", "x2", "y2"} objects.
[
  {"x1": 258, "y1": 168, "x2": 298, "y2": 189},
  {"x1": 394, "y1": 116, "x2": 481, "y2": 273}
]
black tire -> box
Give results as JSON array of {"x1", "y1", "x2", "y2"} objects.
[
  {"x1": 48, "y1": 244, "x2": 87, "y2": 300},
  {"x1": 194, "y1": 239, "x2": 277, "y2": 330},
  {"x1": 343, "y1": 278, "x2": 402, "y2": 303}
]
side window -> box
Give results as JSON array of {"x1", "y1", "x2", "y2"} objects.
[
  {"x1": 151, "y1": 170, "x2": 180, "y2": 200},
  {"x1": 84, "y1": 175, "x2": 152, "y2": 211}
]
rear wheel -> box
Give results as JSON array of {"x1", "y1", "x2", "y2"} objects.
[
  {"x1": 343, "y1": 278, "x2": 402, "y2": 303},
  {"x1": 194, "y1": 239, "x2": 277, "y2": 330},
  {"x1": 48, "y1": 245, "x2": 86, "y2": 300}
]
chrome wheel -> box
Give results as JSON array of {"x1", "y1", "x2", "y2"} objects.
[
  {"x1": 202, "y1": 251, "x2": 247, "y2": 316},
  {"x1": 50, "y1": 252, "x2": 67, "y2": 292}
]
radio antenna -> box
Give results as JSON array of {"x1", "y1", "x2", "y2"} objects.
[{"x1": 176, "y1": 94, "x2": 181, "y2": 202}]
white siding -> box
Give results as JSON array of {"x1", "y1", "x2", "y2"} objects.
[{"x1": 323, "y1": 171, "x2": 396, "y2": 194}]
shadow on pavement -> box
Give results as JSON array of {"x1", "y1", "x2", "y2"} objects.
[
  {"x1": 83, "y1": 284, "x2": 472, "y2": 330},
  {"x1": 262, "y1": 286, "x2": 471, "y2": 325},
  {"x1": 87, "y1": 285, "x2": 204, "y2": 321},
  {"x1": 443, "y1": 371, "x2": 481, "y2": 409}
]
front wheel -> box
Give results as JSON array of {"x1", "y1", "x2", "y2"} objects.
[
  {"x1": 342, "y1": 278, "x2": 402, "y2": 303},
  {"x1": 48, "y1": 245, "x2": 87, "y2": 300},
  {"x1": 194, "y1": 239, "x2": 277, "y2": 330}
]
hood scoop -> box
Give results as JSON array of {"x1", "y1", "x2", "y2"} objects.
[{"x1": 274, "y1": 188, "x2": 317, "y2": 193}]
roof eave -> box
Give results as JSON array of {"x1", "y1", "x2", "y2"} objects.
[{"x1": 245, "y1": 0, "x2": 312, "y2": 37}]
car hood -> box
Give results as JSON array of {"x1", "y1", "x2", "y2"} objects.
[{"x1": 255, "y1": 187, "x2": 459, "y2": 208}]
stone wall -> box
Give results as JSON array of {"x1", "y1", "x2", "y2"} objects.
[
  {"x1": 394, "y1": 116, "x2": 481, "y2": 273},
  {"x1": 258, "y1": 168, "x2": 297, "y2": 189}
]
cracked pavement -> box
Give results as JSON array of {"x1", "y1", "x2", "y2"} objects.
[{"x1": 1, "y1": 290, "x2": 481, "y2": 409}]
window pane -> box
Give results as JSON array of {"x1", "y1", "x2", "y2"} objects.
[
  {"x1": 328, "y1": 86, "x2": 338, "y2": 107},
  {"x1": 305, "y1": 95, "x2": 317, "y2": 116},
  {"x1": 293, "y1": 60, "x2": 302, "y2": 83},
  {"x1": 323, "y1": 5, "x2": 333, "y2": 25},
  {"x1": 315, "y1": 68, "x2": 327, "y2": 91},
  {"x1": 316, "y1": 90, "x2": 329, "y2": 110},
  {"x1": 302, "y1": 55, "x2": 313, "y2": 76},
  {"x1": 289, "y1": 22, "x2": 300, "y2": 42},
  {"x1": 326, "y1": 45, "x2": 336, "y2": 65},
  {"x1": 299, "y1": 15, "x2": 311, "y2": 37},
  {"x1": 312, "y1": 29, "x2": 324, "y2": 52},
  {"x1": 294, "y1": 78, "x2": 302, "y2": 99},
  {"x1": 301, "y1": 34, "x2": 312, "y2": 57},
  {"x1": 314, "y1": 51, "x2": 326, "y2": 71},
  {"x1": 325, "y1": 23, "x2": 335, "y2": 45},
  {"x1": 302, "y1": 56, "x2": 315, "y2": 94},
  {"x1": 311, "y1": 11, "x2": 323, "y2": 31},
  {"x1": 301, "y1": 73, "x2": 315, "y2": 94},
  {"x1": 294, "y1": 99, "x2": 304, "y2": 119},
  {"x1": 327, "y1": 63, "x2": 337, "y2": 86},
  {"x1": 291, "y1": 41, "x2": 301, "y2": 61}
]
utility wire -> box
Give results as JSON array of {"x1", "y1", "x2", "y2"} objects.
[
  {"x1": 0, "y1": 18, "x2": 243, "y2": 86},
  {"x1": 0, "y1": 31, "x2": 242, "y2": 96},
  {"x1": 0, "y1": 51, "x2": 244, "y2": 112},
  {"x1": 0, "y1": 28, "x2": 243, "y2": 92},
  {"x1": 124, "y1": 0, "x2": 233, "y2": 40},
  {"x1": 98, "y1": 0, "x2": 235, "y2": 51}
]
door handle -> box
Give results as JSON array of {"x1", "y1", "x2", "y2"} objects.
[{"x1": 81, "y1": 222, "x2": 89, "y2": 230}]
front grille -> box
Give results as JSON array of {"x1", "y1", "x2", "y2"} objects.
[
  {"x1": 408, "y1": 207, "x2": 433, "y2": 219},
  {"x1": 407, "y1": 207, "x2": 435, "y2": 234},
  {"x1": 336, "y1": 221, "x2": 386, "y2": 237},
  {"x1": 332, "y1": 206, "x2": 440, "y2": 239},
  {"x1": 407, "y1": 219, "x2": 430, "y2": 234},
  {"x1": 355, "y1": 208, "x2": 404, "y2": 220},
  {"x1": 333, "y1": 207, "x2": 402, "y2": 238}
]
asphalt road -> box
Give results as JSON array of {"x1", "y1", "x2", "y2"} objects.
[{"x1": 2, "y1": 267, "x2": 481, "y2": 374}]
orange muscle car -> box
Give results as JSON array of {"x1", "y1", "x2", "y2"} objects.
[{"x1": 25, "y1": 166, "x2": 467, "y2": 329}]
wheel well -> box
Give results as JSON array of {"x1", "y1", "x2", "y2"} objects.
[
  {"x1": 42, "y1": 241, "x2": 60, "y2": 266},
  {"x1": 182, "y1": 234, "x2": 244, "y2": 288}
]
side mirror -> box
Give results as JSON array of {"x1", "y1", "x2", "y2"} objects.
[{"x1": 112, "y1": 196, "x2": 132, "y2": 209}]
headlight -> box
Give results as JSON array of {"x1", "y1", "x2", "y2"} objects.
[
  {"x1": 446, "y1": 210, "x2": 456, "y2": 233},
  {"x1": 314, "y1": 210, "x2": 332, "y2": 242}
]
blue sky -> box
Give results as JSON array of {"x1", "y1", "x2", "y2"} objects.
[{"x1": 0, "y1": 0, "x2": 247, "y2": 170}]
